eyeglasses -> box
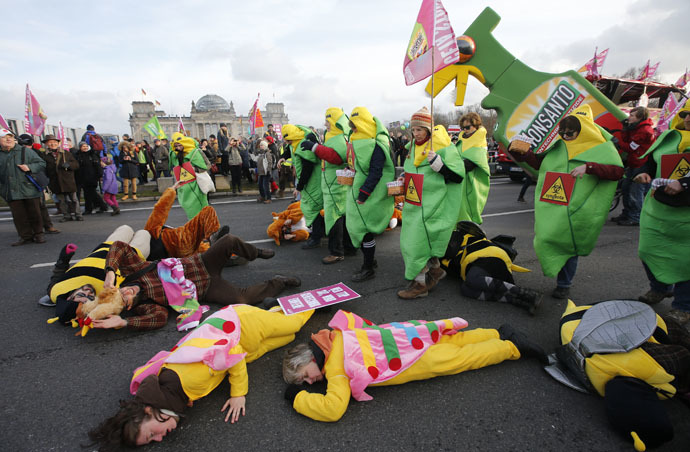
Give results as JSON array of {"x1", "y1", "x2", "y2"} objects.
[
  {"x1": 679, "y1": 111, "x2": 690, "y2": 119},
  {"x1": 560, "y1": 130, "x2": 577, "y2": 138},
  {"x1": 461, "y1": 126, "x2": 472, "y2": 131}
]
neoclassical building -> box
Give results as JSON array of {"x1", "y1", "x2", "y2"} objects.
[{"x1": 129, "y1": 94, "x2": 289, "y2": 142}]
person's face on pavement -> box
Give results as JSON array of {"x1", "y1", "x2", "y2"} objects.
[
  {"x1": 135, "y1": 410, "x2": 177, "y2": 445},
  {"x1": 300, "y1": 361, "x2": 323, "y2": 384}
]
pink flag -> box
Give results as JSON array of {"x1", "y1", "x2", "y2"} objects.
[
  {"x1": 0, "y1": 113, "x2": 9, "y2": 130},
  {"x1": 637, "y1": 60, "x2": 660, "y2": 81},
  {"x1": 24, "y1": 84, "x2": 47, "y2": 136},
  {"x1": 403, "y1": 0, "x2": 460, "y2": 86},
  {"x1": 656, "y1": 94, "x2": 685, "y2": 134},
  {"x1": 675, "y1": 70, "x2": 689, "y2": 89},
  {"x1": 58, "y1": 121, "x2": 70, "y2": 150},
  {"x1": 177, "y1": 116, "x2": 186, "y2": 133},
  {"x1": 578, "y1": 48, "x2": 609, "y2": 77}
]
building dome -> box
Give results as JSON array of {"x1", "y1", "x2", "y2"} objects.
[{"x1": 196, "y1": 94, "x2": 231, "y2": 112}]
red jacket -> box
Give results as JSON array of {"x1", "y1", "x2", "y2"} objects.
[{"x1": 618, "y1": 118, "x2": 655, "y2": 168}]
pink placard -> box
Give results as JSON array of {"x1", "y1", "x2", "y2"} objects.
[{"x1": 278, "y1": 282, "x2": 360, "y2": 315}]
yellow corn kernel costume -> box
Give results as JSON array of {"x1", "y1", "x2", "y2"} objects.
[
  {"x1": 292, "y1": 327, "x2": 520, "y2": 422},
  {"x1": 559, "y1": 300, "x2": 675, "y2": 398},
  {"x1": 162, "y1": 305, "x2": 314, "y2": 400}
]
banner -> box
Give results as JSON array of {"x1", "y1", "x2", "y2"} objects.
[
  {"x1": 57, "y1": 121, "x2": 70, "y2": 150},
  {"x1": 577, "y1": 48, "x2": 609, "y2": 77},
  {"x1": 675, "y1": 70, "x2": 689, "y2": 89},
  {"x1": 273, "y1": 123, "x2": 283, "y2": 139},
  {"x1": 403, "y1": 0, "x2": 460, "y2": 85},
  {"x1": 656, "y1": 94, "x2": 685, "y2": 134},
  {"x1": 142, "y1": 115, "x2": 168, "y2": 139},
  {"x1": 24, "y1": 84, "x2": 47, "y2": 136},
  {"x1": 277, "y1": 283, "x2": 360, "y2": 315}
]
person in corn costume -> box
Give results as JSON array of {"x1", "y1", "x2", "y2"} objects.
[
  {"x1": 634, "y1": 99, "x2": 690, "y2": 324},
  {"x1": 345, "y1": 107, "x2": 395, "y2": 282},
  {"x1": 398, "y1": 106, "x2": 464, "y2": 300},
  {"x1": 456, "y1": 112, "x2": 491, "y2": 224},
  {"x1": 169, "y1": 132, "x2": 208, "y2": 220}
]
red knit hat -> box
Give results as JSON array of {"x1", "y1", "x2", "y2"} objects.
[{"x1": 410, "y1": 107, "x2": 432, "y2": 131}]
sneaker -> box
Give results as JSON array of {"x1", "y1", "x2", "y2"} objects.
[
  {"x1": 666, "y1": 309, "x2": 690, "y2": 325},
  {"x1": 322, "y1": 255, "x2": 344, "y2": 265},
  {"x1": 397, "y1": 281, "x2": 428, "y2": 299},
  {"x1": 111, "y1": 206, "x2": 120, "y2": 216},
  {"x1": 617, "y1": 219, "x2": 639, "y2": 226},
  {"x1": 498, "y1": 324, "x2": 548, "y2": 364},
  {"x1": 638, "y1": 290, "x2": 672, "y2": 305},
  {"x1": 273, "y1": 274, "x2": 301, "y2": 287},
  {"x1": 552, "y1": 286, "x2": 570, "y2": 299},
  {"x1": 425, "y1": 267, "x2": 447, "y2": 291},
  {"x1": 38, "y1": 295, "x2": 54, "y2": 307},
  {"x1": 351, "y1": 266, "x2": 375, "y2": 282},
  {"x1": 257, "y1": 248, "x2": 275, "y2": 259},
  {"x1": 301, "y1": 240, "x2": 320, "y2": 250}
]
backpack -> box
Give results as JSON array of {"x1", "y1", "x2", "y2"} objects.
[{"x1": 88, "y1": 133, "x2": 105, "y2": 152}]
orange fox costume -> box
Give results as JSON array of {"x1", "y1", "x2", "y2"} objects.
[
  {"x1": 267, "y1": 201, "x2": 310, "y2": 245},
  {"x1": 146, "y1": 187, "x2": 219, "y2": 258}
]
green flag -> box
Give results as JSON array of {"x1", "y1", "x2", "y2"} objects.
[{"x1": 143, "y1": 116, "x2": 167, "y2": 139}]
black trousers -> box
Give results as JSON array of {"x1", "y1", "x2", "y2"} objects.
[
  {"x1": 328, "y1": 216, "x2": 355, "y2": 256},
  {"x1": 9, "y1": 197, "x2": 43, "y2": 240}
]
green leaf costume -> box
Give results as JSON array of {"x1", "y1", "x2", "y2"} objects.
[
  {"x1": 638, "y1": 105, "x2": 690, "y2": 284},
  {"x1": 401, "y1": 126, "x2": 465, "y2": 280},
  {"x1": 345, "y1": 107, "x2": 395, "y2": 248},
  {"x1": 533, "y1": 106, "x2": 622, "y2": 277},
  {"x1": 169, "y1": 133, "x2": 208, "y2": 220},
  {"x1": 456, "y1": 127, "x2": 490, "y2": 224},
  {"x1": 321, "y1": 108, "x2": 351, "y2": 234},
  {"x1": 283, "y1": 124, "x2": 323, "y2": 226}
]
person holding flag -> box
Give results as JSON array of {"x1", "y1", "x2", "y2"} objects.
[
  {"x1": 299, "y1": 108, "x2": 356, "y2": 264},
  {"x1": 508, "y1": 105, "x2": 623, "y2": 299},
  {"x1": 398, "y1": 107, "x2": 464, "y2": 299},
  {"x1": 282, "y1": 124, "x2": 325, "y2": 250}
]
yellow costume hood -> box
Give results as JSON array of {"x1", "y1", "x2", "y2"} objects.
[
  {"x1": 171, "y1": 132, "x2": 197, "y2": 155},
  {"x1": 460, "y1": 126, "x2": 487, "y2": 152},
  {"x1": 282, "y1": 124, "x2": 306, "y2": 148},
  {"x1": 350, "y1": 107, "x2": 377, "y2": 141},
  {"x1": 325, "y1": 108, "x2": 346, "y2": 142},
  {"x1": 561, "y1": 105, "x2": 606, "y2": 160},
  {"x1": 670, "y1": 99, "x2": 690, "y2": 153}
]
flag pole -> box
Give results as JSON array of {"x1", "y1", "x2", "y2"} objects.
[{"x1": 430, "y1": 49, "x2": 434, "y2": 154}]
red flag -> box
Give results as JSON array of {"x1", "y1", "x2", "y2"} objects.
[
  {"x1": 636, "y1": 61, "x2": 660, "y2": 81},
  {"x1": 249, "y1": 93, "x2": 263, "y2": 134},
  {"x1": 155, "y1": 100, "x2": 161, "y2": 106},
  {"x1": 403, "y1": 0, "x2": 460, "y2": 86},
  {"x1": 24, "y1": 84, "x2": 47, "y2": 136},
  {"x1": 578, "y1": 48, "x2": 609, "y2": 77},
  {"x1": 141, "y1": 88, "x2": 147, "y2": 96}
]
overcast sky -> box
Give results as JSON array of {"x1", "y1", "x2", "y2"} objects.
[{"x1": 1, "y1": 0, "x2": 687, "y2": 135}]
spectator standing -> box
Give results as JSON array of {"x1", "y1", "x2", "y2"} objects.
[
  {"x1": 200, "y1": 138, "x2": 217, "y2": 188},
  {"x1": 612, "y1": 106, "x2": 655, "y2": 226},
  {"x1": 256, "y1": 140, "x2": 273, "y2": 203},
  {"x1": 227, "y1": 136, "x2": 244, "y2": 193},
  {"x1": 16, "y1": 134, "x2": 59, "y2": 234},
  {"x1": 217, "y1": 124, "x2": 231, "y2": 176},
  {"x1": 100, "y1": 156, "x2": 120, "y2": 215},
  {"x1": 75, "y1": 141, "x2": 109, "y2": 214},
  {"x1": 153, "y1": 138, "x2": 170, "y2": 178},
  {"x1": 136, "y1": 141, "x2": 149, "y2": 184},
  {"x1": 43, "y1": 134, "x2": 82, "y2": 222},
  {"x1": 80, "y1": 125, "x2": 106, "y2": 155},
  {"x1": 0, "y1": 129, "x2": 46, "y2": 245},
  {"x1": 118, "y1": 141, "x2": 139, "y2": 200}
]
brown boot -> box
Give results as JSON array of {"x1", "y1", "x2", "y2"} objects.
[
  {"x1": 397, "y1": 281, "x2": 428, "y2": 299},
  {"x1": 425, "y1": 267, "x2": 447, "y2": 291}
]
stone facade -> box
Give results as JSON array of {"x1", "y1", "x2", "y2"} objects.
[{"x1": 129, "y1": 94, "x2": 289, "y2": 142}]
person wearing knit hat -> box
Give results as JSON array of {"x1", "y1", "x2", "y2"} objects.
[
  {"x1": 398, "y1": 108, "x2": 465, "y2": 299},
  {"x1": 456, "y1": 112, "x2": 491, "y2": 224},
  {"x1": 345, "y1": 107, "x2": 395, "y2": 282},
  {"x1": 299, "y1": 108, "x2": 357, "y2": 264}
]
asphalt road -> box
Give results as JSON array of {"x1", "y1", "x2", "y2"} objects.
[{"x1": 1, "y1": 180, "x2": 687, "y2": 451}]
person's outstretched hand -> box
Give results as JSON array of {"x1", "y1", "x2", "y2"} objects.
[{"x1": 221, "y1": 396, "x2": 246, "y2": 424}]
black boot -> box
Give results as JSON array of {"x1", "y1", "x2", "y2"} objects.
[
  {"x1": 351, "y1": 264, "x2": 375, "y2": 282},
  {"x1": 209, "y1": 225, "x2": 229, "y2": 245},
  {"x1": 498, "y1": 324, "x2": 548, "y2": 365},
  {"x1": 508, "y1": 287, "x2": 543, "y2": 316}
]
